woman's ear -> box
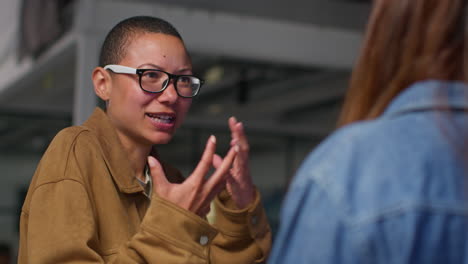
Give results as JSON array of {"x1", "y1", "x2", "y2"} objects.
[{"x1": 92, "y1": 67, "x2": 112, "y2": 101}]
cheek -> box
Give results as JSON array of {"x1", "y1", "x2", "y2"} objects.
[
  {"x1": 140, "y1": 93, "x2": 158, "y2": 105},
  {"x1": 110, "y1": 77, "x2": 149, "y2": 104},
  {"x1": 113, "y1": 87, "x2": 153, "y2": 108}
]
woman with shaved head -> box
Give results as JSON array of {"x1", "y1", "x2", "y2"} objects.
[{"x1": 19, "y1": 16, "x2": 271, "y2": 263}]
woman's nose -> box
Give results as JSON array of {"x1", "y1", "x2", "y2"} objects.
[{"x1": 157, "y1": 81, "x2": 178, "y2": 104}]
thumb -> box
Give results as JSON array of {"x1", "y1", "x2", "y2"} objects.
[{"x1": 147, "y1": 156, "x2": 169, "y2": 188}]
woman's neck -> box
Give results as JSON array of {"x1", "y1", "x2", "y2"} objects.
[{"x1": 116, "y1": 133, "x2": 152, "y2": 181}]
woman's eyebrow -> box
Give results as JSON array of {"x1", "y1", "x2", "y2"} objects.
[
  {"x1": 137, "y1": 63, "x2": 161, "y2": 69},
  {"x1": 137, "y1": 63, "x2": 192, "y2": 72},
  {"x1": 177, "y1": 67, "x2": 193, "y2": 74}
]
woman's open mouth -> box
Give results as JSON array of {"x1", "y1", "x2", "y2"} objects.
[{"x1": 146, "y1": 113, "x2": 176, "y2": 130}]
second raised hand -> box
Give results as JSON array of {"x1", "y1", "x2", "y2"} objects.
[
  {"x1": 147, "y1": 135, "x2": 237, "y2": 217},
  {"x1": 213, "y1": 117, "x2": 256, "y2": 209}
]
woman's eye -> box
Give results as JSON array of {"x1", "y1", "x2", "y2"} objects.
[
  {"x1": 144, "y1": 71, "x2": 160, "y2": 79},
  {"x1": 179, "y1": 76, "x2": 191, "y2": 83}
]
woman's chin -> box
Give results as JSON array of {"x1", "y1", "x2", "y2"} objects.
[{"x1": 147, "y1": 133, "x2": 174, "y2": 145}]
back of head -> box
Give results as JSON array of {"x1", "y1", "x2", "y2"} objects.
[
  {"x1": 99, "y1": 16, "x2": 183, "y2": 67},
  {"x1": 338, "y1": 0, "x2": 468, "y2": 127}
]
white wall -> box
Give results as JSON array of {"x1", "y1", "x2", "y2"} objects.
[
  {"x1": 0, "y1": 0, "x2": 20, "y2": 63},
  {"x1": 0, "y1": 0, "x2": 33, "y2": 95}
]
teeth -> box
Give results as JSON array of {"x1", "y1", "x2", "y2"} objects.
[{"x1": 147, "y1": 114, "x2": 175, "y2": 124}]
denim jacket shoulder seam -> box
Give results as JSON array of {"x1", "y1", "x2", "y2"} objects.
[{"x1": 346, "y1": 201, "x2": 468, "y2": 227}]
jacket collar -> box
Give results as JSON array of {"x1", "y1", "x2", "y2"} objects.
[
  {"x1": 383, "y1": 80, "x2": 468, "y2": 118},
  {"x1": 83, "y1": 107, "x2": 144, "y2": 194}
]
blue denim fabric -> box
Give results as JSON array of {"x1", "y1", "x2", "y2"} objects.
[{"x1": 269, "y1": 80, "x2": 468, "y2": 264}]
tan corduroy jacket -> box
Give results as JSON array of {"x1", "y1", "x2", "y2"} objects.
[{"x1": 18, "y1": 108, "x2": 271, "y2": 263}]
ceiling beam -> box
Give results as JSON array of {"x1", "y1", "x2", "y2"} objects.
[{"x1": 93, "y1": 1, "x2": 363, "y2": 69}]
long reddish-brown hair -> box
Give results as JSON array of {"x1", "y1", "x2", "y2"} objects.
[{"x1": 338, "y1": 0, "x2": 468, "y2": 127}]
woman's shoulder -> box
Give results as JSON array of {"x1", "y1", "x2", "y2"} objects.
[
  {"x1": 52, "y1": 125, "x2": 96, "y2": 146},
  {"x1": 292, "y1": 116, "x2": 466, "y2": 220},
  {"x1": 295, "y1": 119, "x2": 393, "y2": 180},
  {"x1": 299, "y1": 111, "x2": 451, "y2": 178},
  {"x1": 32, "y1": 125, "x2": 102, "y2": 184},
  {"x1": 49, "y1": 124, "x2": 106, "y2": 154}
]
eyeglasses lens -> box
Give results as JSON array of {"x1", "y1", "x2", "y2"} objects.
[{"x1": 140, "y1": 70, "x2": 200, "y2": 97}]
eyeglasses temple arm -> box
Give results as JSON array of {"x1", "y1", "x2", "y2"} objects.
[{"x1": 103, "y1": 65, "x2": 137, "y2": 74}]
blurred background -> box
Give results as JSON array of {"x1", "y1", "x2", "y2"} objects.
[{"x1": 0, "y1": 0, "x2": 370, "y2": 261}]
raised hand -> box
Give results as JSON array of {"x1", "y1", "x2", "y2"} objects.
[
  {"x1": 148, "y1": 135, "x2": 237, "y2": 217},
  {"x1": 213, "y1": 117, "x2": 256, "y2": 209}
]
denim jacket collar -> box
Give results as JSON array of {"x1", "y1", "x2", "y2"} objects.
[{"x1": 383, "y1": 80, "x2": 468, "y2": 118}]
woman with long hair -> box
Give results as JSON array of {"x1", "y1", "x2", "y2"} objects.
[{"x1": 269, "y1": 0, "x2": 468, "y2": 263}]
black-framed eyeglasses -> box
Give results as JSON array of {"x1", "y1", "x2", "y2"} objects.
[{"x1": 104, "y1": 64, "x2": 204, "y2": 98}]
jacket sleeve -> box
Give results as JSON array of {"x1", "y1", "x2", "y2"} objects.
[
  {"x1": 21, "y1": 179, "x2": 225, "y2": 263},
  {"x1": 210, "y1": 190, "x2": 272, "y2": 264},
  {"x1": 21, "y1": 180, "x2": 106, "y2": 263},
  {"x1": 21, "y1": 176, "x2": 270, "y2": 264}
]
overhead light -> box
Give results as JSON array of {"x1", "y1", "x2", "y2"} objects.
[{"x1": 204, "y1": 65, "x2": 224, "y2": 84}]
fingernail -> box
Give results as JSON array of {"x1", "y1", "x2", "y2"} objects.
[
  {"x1": 235, "y1": 144, "x2": 240, "y2": 152},
  {"x1": 231, "y1": 116, "x2": 237, "y2": 123},
  {"x1": 147, "y1": 157, "x2": 155, "y2": 167},
  {"x1": 238, "y1": 122, "x2": 244, "y2": 130},
  {"x1": 210, "y1": 135, "x2": 216, "y2": 144}
]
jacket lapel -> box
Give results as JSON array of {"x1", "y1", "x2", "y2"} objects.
[{"x1": 83, "y1": 108, "x2": 144, "y2": 194}]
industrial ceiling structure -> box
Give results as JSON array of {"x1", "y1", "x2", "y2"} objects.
[{"x1": 0, "y1": 0, "x2": 371, "y2": 155}]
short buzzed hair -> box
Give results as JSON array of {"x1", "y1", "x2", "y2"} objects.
[{"x1": 99, "y1": 16, "x2": 183, "y2": 67}]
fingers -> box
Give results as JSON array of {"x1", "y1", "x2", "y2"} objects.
[
  {"x1": 204, "y1": 178, "x2": 227, "y2": 207},
  {"x1": 229, "y1": 116, "x2": 237, "y2": 137},
  {"x1": 205, "y1": 146, "x2": 237, "y2": 191},
  {"x1": 212, "y1": 154, "x2": 223, "y2": 169},
  {"x1": 228, "y1": 117, "x2": 238, "y2": 145},
  {"x1": 228, "y1": 117, "x2": 249, "y2": 175},
  {"x1": 147, "y1": 156, "x2": 169, "y2": 188},
  {"x1": 229, "y1": 117, "x2": 249, "y2": 152},
  {"x1": 190, "y1": 135, "x2": 217, "y2": 183}
]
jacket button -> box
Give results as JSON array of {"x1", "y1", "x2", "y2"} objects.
[{"x1": 199, "y1": 235, "x2": 209, "y2": 245}]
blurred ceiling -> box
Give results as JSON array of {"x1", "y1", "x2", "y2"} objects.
[
  {"x1": 0, "y1": 0, "x2": 371, "y2": 154},
  {"x1": 132, "y1": 0, "x2": 371, "y2": 31}
]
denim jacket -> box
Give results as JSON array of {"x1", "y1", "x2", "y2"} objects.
[{"x1": 269, "y1": 80, "x2": 468, "y2": 264}]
